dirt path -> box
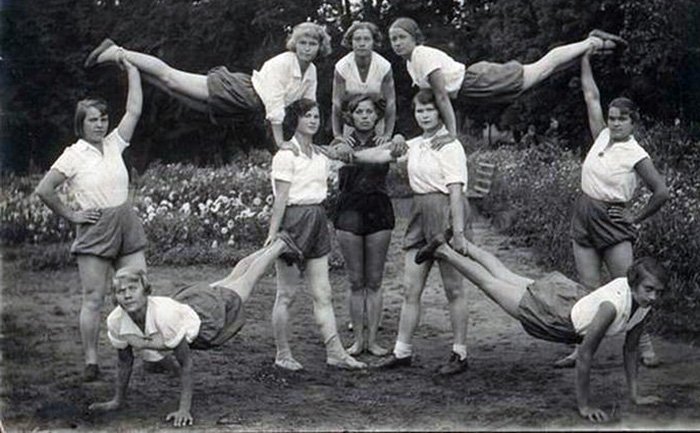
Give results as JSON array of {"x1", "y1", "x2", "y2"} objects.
[{"x1": 2, "y1": 203, "x2": 700, "y2": 431}]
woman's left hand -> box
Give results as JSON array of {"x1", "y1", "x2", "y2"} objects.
[
  {"x1": 166, "y1": 409, "x2": 194, "y2": 427},
  {"x1": 450, "y1": 233, "x2": 468, "y2": 255},
  {"x1": 373, "y1": 135, "x2": 391, "y2": 146},
  {"x1": 607, "y1": 205, "x2": 635, "y2": 225}
]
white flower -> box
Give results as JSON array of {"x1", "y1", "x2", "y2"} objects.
[
  {"x1": 211, "y1": 240, "x2": 218, "y2": 248},
  {"x1": 180, "y1": 203, "x2": 191, "y2": 214},
  {"x1": 227, "y1": 219, "x2": 235, "y2": 229},
  {"x1": 253, "y1": 197, "x2": 262, "y2": 207},
  {"x1": 221, "y1": 227, "x2": 229, "y2": 235}
]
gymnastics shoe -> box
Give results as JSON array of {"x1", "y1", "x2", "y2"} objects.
[
  {"x1": 327, "y1": 354, "x2": 366, "y2": 370},
  {"x1": 83, "y1": 363, "x2": 100, "y2": 382},
  {"x1": 588, "y1": 29, "x2": 628, "y2": 49},
  {"x1": 373, "y1": 353, "x2": 412, "y2": 369},
  {"x1": 84, "y1": 38, "x2": 116, "y2": 68},
  {"x1": 414, "y1": 237, "x2": 445, "y2": 265},
  {"x1": 438, "y1": 352, "x2": 469, "y2": 376}
]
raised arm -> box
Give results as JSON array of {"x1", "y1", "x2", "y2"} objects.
[
  {"x1": 427, "y1": 69, "x2": 458, "y2": 138},
  {"x1": 166, "y1": 340, "x2": 194, "y2": 427},
  {"x1": 331, "y1": 71, "x2": 347, "y2": 139},
  {"x1": 580, "y1": 51, "x2": 606, "y2": 140},
  {"x1": 576, "y1": 301, "x2": 616, "y2": 423},
  {"x1": 116, "y1": 59, "x2": 143, "y2": 142},
  {"x1": 35, "y1": 170, "x2": 100, "y2": 224},
  {"x1": 624, "y1": 318, "x2": 662, "y2": 406},
  {"x1": 89, "y1": 347, "x2": 134, "y2": 412},
  {"x1": 378, "y1": 71, "x2": 397, "y2": 142}
]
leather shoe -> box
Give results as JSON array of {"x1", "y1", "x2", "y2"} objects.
[
  {"x1": 437, "y1": 352, "x2": 469, "y2": 376},
  {"x1": 84, "y1": 38, "x2": 115, "y2": 68},
  {"x1": 83, "y1": 364, "x2": 100, "y2": 382},
  {"x1": 415, "y1": 236, "x2": 445, "y2": 265},
  {"x1": 373, "y1": 354, "x2": 412, "y2": 369}
]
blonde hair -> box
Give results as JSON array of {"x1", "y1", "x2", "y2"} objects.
[
  {"x1": 286, "y1": 22, "x2": 332, "y2": 58},
  {"x1": 112, "y1": 266, "x2": 151, "y2": 295}
]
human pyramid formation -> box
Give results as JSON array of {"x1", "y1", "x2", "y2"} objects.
[{"x1": 35, "y1": 18, "x2": 671, "y2": 427}]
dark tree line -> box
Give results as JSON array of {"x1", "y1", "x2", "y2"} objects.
[{"x1": 1, "y1": 0, "x2": 698, "y2": 173}]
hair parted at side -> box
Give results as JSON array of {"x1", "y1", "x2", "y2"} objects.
[
  {"x1": 627, "y1": 256, "x2": 669, "y2": 288},
  {"x1": 286, "y1": 22, "x2": 333, "y2": 57},
  {"x1": 282, "y1": 98, "x2": 319, "y2": 140},
  {"x1": 412, "y1": 89, "x2": 436, "y2": 108},
  {"x1": 112, "y1": 266, "x2": 151, "y2": 296},
  {"x1": 389, "y1": 17, "x2": 426, "y2": 44},
  {"x1": 74, "y1": 98, "x2": 109, "y2": 138},
  {"x1": 341, "y1": 21, "x2": 383, "y2": 49},
  {"x1": 609, "y1": 97, "x2": 640, "y2": 123},
  {"x1": 342, "y1": 93, "x2": 386, "y2": 127}
]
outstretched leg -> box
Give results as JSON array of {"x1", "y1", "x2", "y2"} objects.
[{"x1": 464, "y1": 241, "x2": 534, "y2": 287}]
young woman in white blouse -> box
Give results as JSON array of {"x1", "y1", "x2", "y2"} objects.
[
  {"x1": 388, "y1": 17, "x2": 627, "y2": 140},
  {"x1": 84, "y1": 22, "x2": 332, "y2": 148},
  {"x1": 332, "y1": 21, "x2": 396, "y2": 145},
  {"x1": 35, "y1": 58, "x2": 146, "y2": 382},
  {"x1": 555, "y1": 49, "x2": 670, "y2": 368}
]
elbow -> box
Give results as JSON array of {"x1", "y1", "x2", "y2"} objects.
[{"x1": 655, "y1": 185, "x2": 671, "y2": 204}]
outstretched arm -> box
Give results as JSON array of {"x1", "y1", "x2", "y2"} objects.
[
  {"x1": 624, "y1": 318, "x2": 662, "y2": 406},
  {"x1": 116, "y1": 59, "x2": 143, "y2": 142},
  {"x1": 576, "y1": 301, "x2": 616, "y2": 423},
  {"x1": 580, "y1": 51, "x2": 606, "y2": 140},
  {"x1": 89, "y1": 347, "x2": 134, "y2": 412},
  {"x1": 427, "y1": 70, "x2": 458, "y2": 138},
  {"x1": 166, "y1": 340, "x2": 194, "y2": 427}
]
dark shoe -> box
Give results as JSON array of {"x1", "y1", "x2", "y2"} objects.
[
  {"x1": 84, "y1": 38, "x2": 115, "y2": 68},
  {"x1": 415, "y1": 236, "x2": 445, "y2": 265},
  {"x1": 83, "y1": 364, "x2": 100, "y2": 382},
  {"x1": 373, "y1": 354, "x2": 412, "y2": 369},
  {"x1": 437, "y1": 352, "x2": 469, "y2": 376},
  {"x1": 277, "y1": 231, "x2": 305, "y2": 272},
  {"x1": 588, "y1": 29, "x2": 628, "y2": 48}
]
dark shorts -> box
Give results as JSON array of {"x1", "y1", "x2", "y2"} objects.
[
  {"x1": 334, "y1": 192, "x2": 395, "y2": 236},
  {"x1": 71, "y1": 202, "x2": 147, "y2": 259},
  {"x1": 457, "y1": 61, "x2": 525, "y2": 105},
  {"x1": 280, "y1": 204, "x2": 332, "y2": 266},
  {"x1": 517, "y1": 272, "x2": 588, "y2": 344},
  {"x1": 206, "y1": 67, "x2": 265, "y2": 124},
  {"x1": 570, "y1": 194, "x2": 636, "y2": 250},
  {"x1": 403, "y1": 193, "x2": 470, "y2": 250},
  {"x1": 173, "y1": 282, "x2": 245, "y2": 350}
]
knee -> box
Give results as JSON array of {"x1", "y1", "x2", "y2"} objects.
[
  {"x1": 348, "y1": 279, "x2": 365, "y2": 293},
  {"x1": 82, "y1": 293, "x2": 105, "y2": 312},
  {"x1": 366, "y1": 280, "x2": 383, "y2": 293},
  {"x1": 443, "y1": 285, "x2": 466, "y2": 303},
  {"x1": 274, "y1": 290, "x2": 297, "y2": 309},
  {"x1": 401, "y1": 284, "x2": 422, "y2": 304}
]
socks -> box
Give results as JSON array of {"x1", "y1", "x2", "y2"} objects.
[
  {"x1": 393, "y1": 341, "x2": 413, "y2": 359},
  {"x1": 453, "y1": 344, "x2": 467, "y2": 360}
]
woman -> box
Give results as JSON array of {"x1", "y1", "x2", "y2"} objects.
[
  {"x1": 556, "y1": 50, "x2": 670, "y2": 368},
  {"x1": 410, "y1": 237, "x2": 667, "y2": 423},
  {"x1": 334, "y1": 94, "x2": 395, "y2": 356},
  {"x1": 268, "y1": 99, "x2": 366, "y2": 371},
  {"x1": 332, "y1": 21, "x2": 396, "y2": 144},
  {"x1": 388, "y1": 17, "x2": 627, "y2": 139},
  {"x1": 84, "y1": 22, "x2": 332, "y2": 148},
  {"x1": 350, "y1": 90, "x2": 472, "y2": 376},
  {"x1": 35, "y1": 58, "x2": 146, "y2": 382}
]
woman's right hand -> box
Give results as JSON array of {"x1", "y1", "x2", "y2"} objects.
[
  {"x1": 578, "y1": 405, "x2": 609, "y2": 423},
  {"x1": 70, "y1": 209, "x2": 101, "y2": 224},
  {"x1": 89, "y1": 399, "x2": 121, "y2": 412},
  {"x1": 390, "y1": 134, "x2": 407, "y2": 158}
]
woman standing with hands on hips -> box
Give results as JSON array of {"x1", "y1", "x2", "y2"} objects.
[{"x1": 35, "y1": 57, "x2": 146, "y2": 382}]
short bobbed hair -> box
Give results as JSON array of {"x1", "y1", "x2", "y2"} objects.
[
  {"x1": 389, "y1": 17, "x2": 426, "y2": 45},
  {"x1": 111, "y1": 266, "x2": 151, "y2": 306},
  {"x1": 74, "y1": 98, "x2": 109, "y2": 138},
  {"x1": 608, "y1": 97, "x2": 640, "y2": 123},
  {"x1": 627, "y1": 257, "x2": 669, "y2": 289},
  {"x1": 286, "y1": 22, "x2": 333, "y2": 58},
  {"x1": 341, "y1": 21, "x2": 383, "y2": 49},
  {"x1": 282, "y1": 98, "x2": 320, "y2": 140},
  {"x1": 342, "y1": 93, "x2": 385, "y2": 128}
]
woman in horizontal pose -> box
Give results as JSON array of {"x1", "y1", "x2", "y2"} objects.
[
  {"x1": 388, "y1": 17, "x2": 627, "y2": 139},
  {"x1": 85, "y1": 22, "x2": 332, "y2": 148},
  {"x1": 411, "y1": 236, "x2": 667, "y2": 423},
  {"x1": 35, "y1": 58, "x2": 145, "y2": 382},
  {"x1": 332, "y1": 21, "x2": 396, "y2": 144}
]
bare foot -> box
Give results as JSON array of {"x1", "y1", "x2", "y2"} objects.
[
  {"x1": 347, "y1": 340, "x2": 364, "y2": 356},
  {"x1": 367, "y1": 343, "x2": 390, "y2": 357},
  {"x1": 275, "y1": 356, "x2": 304, "y2": 371}
]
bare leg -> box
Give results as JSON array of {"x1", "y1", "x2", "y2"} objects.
[
  {"x1": 522, "y1": 37, "x2": 606, "y2": 91},
  {"x1": 96, "y1": 45, "x2": 210, "y2": 104},
  {"x1": 394, "y1": 250, "x2": 432, "y2": 350},
  {"x1": 272, "y1": 259, "x2": 304, "y2": 370},
  {"x1": 76, "y1": 255, "x2": 113, "y2": 368},
  {"x1": 438, "y1": 261, "x2": 469, "y2": 350},
  {"x1": 364, "y1": 230, "x2": 392, "y2": 356},
  {"x1": 464, "y1": 241, "x2": 533, "y2": 287},
  {"x1": 572, "y1": 240, "x2": 603, "y2": 289},
  {"x1": 336, "y1": 230, "x2": 366, "y2": 355},
  {"x1": 304, "y1": 256, "x2": 365, "y2": 369}
]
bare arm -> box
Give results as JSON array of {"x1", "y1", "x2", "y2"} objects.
[
  {"x1": 115, "y1": 59, "x2": 143, "y2": 142},
  {"x1": 427, "y1": 69, "x2": 458, "y2": 137},
  {"x1": 331, "y1": 71, "x2": 347, "y2": 139},
  {"x1": 266, "y1": 179, "x2": 292, "y2": 245},
  {"x1": 576, "y1": 301, "x2": 616, "y2": 423},
  {"x1": 580, "y1": 51, "x2": 606, "y2": 140},
  {"x1": 352, "y1": 134, "x2": 406, "y2": 164},
  {"x1": 379, "y1": 72, "x2": 397, "y2": 140},
  {"x1": 447, "y1": 183, "x2": 468, "y2": 254},
  {"x1": 624, "y1": 318, "x2": 662, "y2": 405},
  {"x1": 89, "y1": 347, "x2": 134, "y2": 412},
  {"x1": 632, "y1": 158, "x2": 670, "y2": 223},
  {"x1": 35, "y1": 170, "x2": 100, "y2": 224},
  {"x1": 166, "y1": 340, "x2": 194, "y2": 427}
]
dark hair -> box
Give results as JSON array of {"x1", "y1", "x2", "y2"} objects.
[
  {"x1": 286, "y1": 22, "x2": 333, "y2": 58},
  {"x1": 411, "y1": 89, "x2": 437, "y2": 109},
  {"x1": 282, "y1": 99, "x2": 319, "y2": 140},
  {"x1": 608, "y1": 97, "x2": 640, "y2": 123},
  {"x1": 627, "y1": 257, "x2": 669, "y2": 288},
  {"x1": 341, "y1": 21, "x2": 383, "y2": 49},
  {"x1": 74, "y1": 98, "x2": 109, "y2": 138},
  {"x1": 389, "y1": 17, "x2": 426, "y2": 44},
  {"x1": 342, "y1": 94, "x2": 385, "y2": 127}
]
